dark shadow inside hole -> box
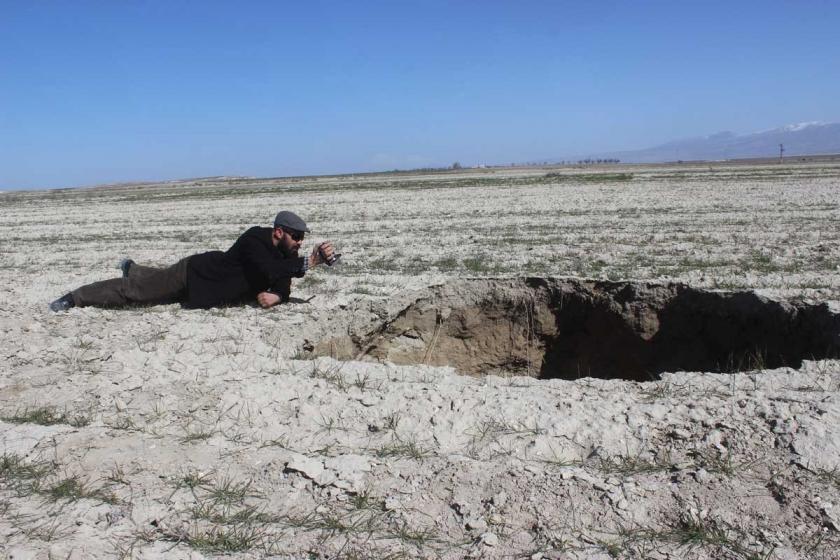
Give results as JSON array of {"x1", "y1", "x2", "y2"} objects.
[{"x1": 538, "y1": 283, "x2": 838, "y2": 381}]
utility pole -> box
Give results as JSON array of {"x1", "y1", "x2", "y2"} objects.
[{"x1": 779, "y1": 143, "x2": 784, "y2": 163}]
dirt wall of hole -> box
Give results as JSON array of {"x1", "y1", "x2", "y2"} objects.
[{"x1": 311, "y1": 278, "x2": 840, "y2": 381}]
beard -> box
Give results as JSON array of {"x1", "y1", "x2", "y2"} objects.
[{"x1": 278, "y1": 241, "x2": 299, "y2": 259}]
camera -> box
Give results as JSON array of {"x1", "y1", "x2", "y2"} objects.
[{"x1": 319, "y1": 244, "x2": 341, "y2": 266}]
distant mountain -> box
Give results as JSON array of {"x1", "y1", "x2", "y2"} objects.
[{"x1": 587, "y1": 121, "x2": 840, "y2": 163}]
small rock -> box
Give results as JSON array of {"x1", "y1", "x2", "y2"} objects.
[
  {"x1": 285, "y1": 454, "x2": 325, "y2": 481},
  {"x1": 694, "y1": 468, "x2": 711, "y2": 484},
  {"x1": 466, "y1": 516, "x2": 488, "y2": 531},
  {"x1": 821, "y1": 504, "x2": 840, "y2": 531},
  {"x1": 480, "y1": 532, "x2": 499, "y2": 546},
  {"x1": 592, "y1": 480, "x2": 611, "y2": 492},
  {"x1": 704, "y1": 430, "x2": 725, "y2": 449},
  {"x1": 492, "y1": 491, "x2": 508, "y2": 508}
]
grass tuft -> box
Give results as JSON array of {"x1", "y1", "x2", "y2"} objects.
[
  {"x1": 205, "y1": 475, "x2": 260, "y2": 506},
  {"x1": 46, "y1": 474, "x2": 118, "y2": 504},
  {"x1": 374, "y1": 438, "x2": 434, "y2": 460},
  {"x1": 0, "y1": 453, "x2": 56, "y2": 494},
  {"x1": 1, "y1": 405, "x2": 91, "y2": 427},
  {"x1": 163, "y1": 523, "x2": 270, "y2": 553}
]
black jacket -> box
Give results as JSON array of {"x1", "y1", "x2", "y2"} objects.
[{"x1": 184, "y1": 226, "x2": 305, "y2": 309}]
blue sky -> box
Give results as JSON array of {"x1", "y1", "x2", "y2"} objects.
[{"x1": 1, "y1": 0, "x2": 839, "y2": 190}]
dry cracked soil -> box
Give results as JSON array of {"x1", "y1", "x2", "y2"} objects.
[{"x1": 2, "y1": 162, "x2": 840, "y2": 559}]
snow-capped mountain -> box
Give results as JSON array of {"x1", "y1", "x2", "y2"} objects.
[{"x1": 589, "y1": 121, "x2": 840, "y2": 163}]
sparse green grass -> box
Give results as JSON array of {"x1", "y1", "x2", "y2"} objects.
[
  {"x1": 667, "y1": 515, "x2": 775, "y2": 559},
  {"x1": 1, "y1": 406, "x2": 91, "y2": 428},
  {"x1": 280, "y1": 508, "x2": 383, "y2": 539},
  {"x1": 171, "y1": 469, "x2": 214, "y2": 495},
  {"x1": 382, "y1": 521, "x2": 442, "y2": 548},
  {"x1": 166, "y1": 472, "x2": 277, "y2": 554},
  {"x1": 307, "y1": 361, "x2": 381, "y2": 391},
  {"x1": 687, "y1": 449, "x2": 761, "y2": 477},
  {"x1": 10, "y1": 513, "x2": 73, "y2": 542},
  {"x1": 0, "y1": 453, "x2": 56, "y2": 494},
  {"x1": 309, "y1": 361, "x2": 348, "y2": 389},
  {"x1": 587, "y1": 515, "x2": 776, "y2": 560},
  {"x1": 432, "y1": 256, "x2": 459, "y2": 271},
  {"x1": 180, "y1": 427, "x2": 218, "y2": 443},
  {"x1": 205, "y1": 475, "x2": 260, "y2": 506},
  {"x1": 639, "y1": 380, "x2": 691, "y2": 402},
  {"x1": 374, "y1": 436, "x2": 434, "y2": 460},
  {"x1": 259, "y1": 435, "x2": 291, "y2": 449},
  {"x1": 105, "y1": 415, "x2": 138, "y2": 431},
  {"x1": 106, "y1": 463, "x2": 130, "y2": 485},
  {"x1": 191, "y1": 501, "x2": 278, "y2": 525},
  {"x1": 467, "y1": 417, "x2": 545, "y2": 447},
  {"x1": 462, "y1": 256, "x2": 496, "y2": 273},
  {"x1": 350, "y1": 371, "x2": 382, "y2": 391},
  {"x1": 62, "y1": 345, "x2": 108, "y2": 375},
  {"x1": 46, "y1": 474, "x2": 119, "y2": 504},
  {"x1": 162, "y1": 523, "x2": 271, "y2": 553},
  {"x1": 371, "y1": 411, "x2": 401, "y2": 434},
  {"x1": 812, "y1": 466, "x2": 840, "y2": 489},
  {"x1": 544, "y1": 172, "x2": 634, "y2": 183},
  {"x1": 316, "y1": 414, "x2": 349, "y2": 435},
  {"x1": 350, "y1": 284, "x2": 377, "y2": 295},
  {"x1": 2, "y1": 454, "x2": 116, "y2": 504},
  {"x1": 299, "y1": 274, "x2": 326, "y2": 289},
  {"x1": 350, "y1": 489, "x2": 385, "y2": 511}
]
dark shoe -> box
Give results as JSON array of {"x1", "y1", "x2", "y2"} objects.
[
  {"x1": 119, "y1": 258, "x2": 135, "y2": 278},
  {"x1": 49, "y1": 293, "x2": 76, "y2": 312}
]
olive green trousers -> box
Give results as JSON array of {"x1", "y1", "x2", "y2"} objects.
[{"x1": 72, "y1": 258, "x2": 189, "y2": 307}]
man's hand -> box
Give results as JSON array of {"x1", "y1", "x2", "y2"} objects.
[
  {"x1": 256, "y1": 291, "x2": 281, "y2": 308},
  {"x1": 308, "y1": 241, "x2": 335, "y2": 268}
]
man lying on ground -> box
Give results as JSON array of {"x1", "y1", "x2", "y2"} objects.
[{"x1": 49, "y1": 211, "x2": 335, "y2": 311}]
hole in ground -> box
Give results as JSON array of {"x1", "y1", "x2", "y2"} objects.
[{"x1": 312, "y1": 278, "x2": 840, "y2": 381}]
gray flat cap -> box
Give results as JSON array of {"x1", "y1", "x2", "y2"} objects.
[{"x1": 273, "y1": 211, "x2": 310, "y2": 232}]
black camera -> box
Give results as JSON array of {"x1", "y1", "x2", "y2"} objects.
[{"x1": 319, "y1": 244, "x2": 341, "y2": 266}]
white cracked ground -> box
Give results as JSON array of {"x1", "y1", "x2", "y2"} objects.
[{"x1": 1, "y1": 162, "x2": 840, "y2": 559}]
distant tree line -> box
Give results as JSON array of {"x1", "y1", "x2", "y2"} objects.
[
  {"x1": 387, "y1": 158, "x2": 621, "y2": 174},
  {"x1": 506, "y1": 159, "x2": 622, "y2": 167},
  {"x1": 558, "y1": 158, "x2": 621, "y2": 165}
]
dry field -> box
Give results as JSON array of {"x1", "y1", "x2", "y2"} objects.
[{"x1": 2, "y1": 162, "x2": 840, "y2": 559}]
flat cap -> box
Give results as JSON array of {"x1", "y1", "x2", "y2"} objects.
[{"x1": 273, "y1": 211, "x2": 310, "y2": 232}]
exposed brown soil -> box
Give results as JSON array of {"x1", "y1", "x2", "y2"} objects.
[{"x1": 314, "y1": 278, "x2": 840, "y2": 381}]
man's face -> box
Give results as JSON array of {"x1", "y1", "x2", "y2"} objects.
[{"x1": 276, "y1": 227, "x2": 304, "y2": 255}]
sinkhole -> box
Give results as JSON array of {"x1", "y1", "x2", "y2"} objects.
[{"x1": 312, "y1": 278, "x2": 840, "y2": 381}]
